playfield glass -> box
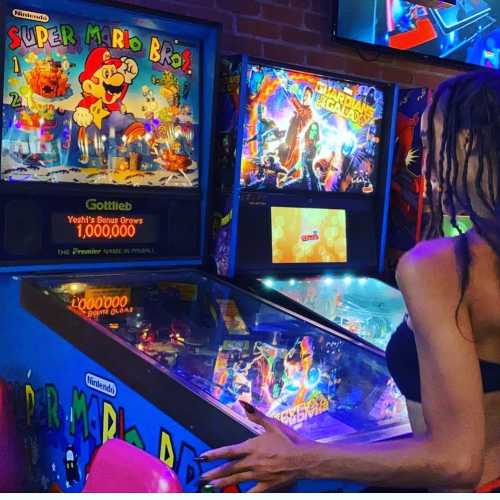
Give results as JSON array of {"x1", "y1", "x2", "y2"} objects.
[
  {"x1": 263, "y1": 275, "x2": 407, "y2": 350},
  {"x1": 1, "y1": 0, "x2": 200, "y2": 187},
  {"x1": 240, "y1": 63, "x2": 385, "y2": 194},
  {"x1": 336, "y1": 1, "x2": 500, "y2": 69},
  {"x1": 37, "y1": 270, "x2": 410, "y2": 443}
]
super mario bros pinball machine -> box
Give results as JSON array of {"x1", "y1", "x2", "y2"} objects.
[
  {"x1": 0, "y1": 0, "x2": 225, "y2": 492},
  {"x1": 5, "y1": 268, "x2": 410, "y2": 492},
  {"x1": 0, "y1": 0, "x2": 217, "y2": 267}
]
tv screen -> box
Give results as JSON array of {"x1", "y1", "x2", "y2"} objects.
[
  {"x1": 335, "y1": 0, "x2": 500, "y2": 69},
  {"x1": 240, "y1": 63, "x2": 385, "y2": 194},
  {"x1": 271, "y1": 207, "x2": 347, "y2": 264},
  {"x1": 1, "y1": 0, "x2": 200, "y2": 188}
]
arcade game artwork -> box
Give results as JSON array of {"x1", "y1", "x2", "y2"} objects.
[
  {"x1": 271, "y1": 207, "x2": 347, "y2": 264},
  {"x1": 1, "y1": 2, "x2": 200, "y2": 187},
  {"x1": 385, "y1": 87, "x2": 432, "y2": 279},
  {"x1": 336, "y1": 0, "x2": 500, "y2": 69},
  {"x1": 240, "y1": 64, "x2": 385, "y2": 194},
  {"x1": 264, "y1": 275, "x2": 407, "y2": 350}
]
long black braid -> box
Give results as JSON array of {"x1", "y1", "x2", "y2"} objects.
[{"x1": 423, "y1": 70, "x2": 500, "y2": 330}]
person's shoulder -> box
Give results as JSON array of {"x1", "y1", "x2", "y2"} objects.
[{"x1": 396, "y1": 236, "x2": 459, "y2": 290}]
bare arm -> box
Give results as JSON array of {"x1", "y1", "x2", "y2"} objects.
[
  {"x1": 202, "y1": 240, "x2": 485, "y2": 492},
  {"x1": 301, "y1": 241, "x2": 485, "y2": 489}
]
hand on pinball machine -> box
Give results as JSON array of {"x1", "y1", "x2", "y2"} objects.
[{"x1": 198, "y1": 401, "x2": 312, "y2": 492}]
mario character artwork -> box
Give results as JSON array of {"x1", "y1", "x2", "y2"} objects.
[
  {"x1": 73, "y1": 47, "x2": 138, "y2": 131},
  {"x1": 2, "y1": 8, "x2": 200, "y2": 188},
  {"x1": 73, "y1": 48, "x2": 140, "y2": 166}
]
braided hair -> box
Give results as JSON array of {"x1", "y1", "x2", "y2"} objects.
[{"x1": 423, "y1": 70, "x2": 500, "y2": 325}]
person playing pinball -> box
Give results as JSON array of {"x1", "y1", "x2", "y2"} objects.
[{"x1": 197, "y1": 70, "x2": 500, "y2": 492}]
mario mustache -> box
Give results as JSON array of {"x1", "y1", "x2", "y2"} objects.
[{"x1": 103, "y1": 82, "x2": 124, "y2": 95}]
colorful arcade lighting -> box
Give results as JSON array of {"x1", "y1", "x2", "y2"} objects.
[
  {"x1": 67, "y1": 282, "x2": 86, "y2": 294},
  {"x1": 263, "y1": 278, "x2": 274, "y2": 288},
  {"x1": 323, "y1": 276, "x2": 334, "y2": 285},
  {"x1": 406, "y1": 0, "x2": 455, "y2": 7}
]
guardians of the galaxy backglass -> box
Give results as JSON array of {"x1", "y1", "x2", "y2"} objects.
[{"x1": 240, "y1": 64, "x2": 385, "y2": 194}]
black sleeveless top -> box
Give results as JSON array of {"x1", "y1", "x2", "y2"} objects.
[{"x1": 386, "y1": 321, "x2": 500, "y2": 402}]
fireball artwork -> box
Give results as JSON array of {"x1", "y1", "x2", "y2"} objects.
[{"x1": 25, "y1": 56, "x2": 71, "y2": 99}]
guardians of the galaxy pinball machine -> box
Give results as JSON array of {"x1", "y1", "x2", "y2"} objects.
[
  {"x1": 1, "y1": 2, "x2": 199, "y2": 188},
  {"x1": 240, "y1": 64, "x2": 385, "y2": 194}
]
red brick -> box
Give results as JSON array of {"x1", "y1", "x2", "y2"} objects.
[
  {"x1": 237, "y1": 17, "x2": 280, "y2": 39},
  {"x1": 304, "y1": 12, "x2": 325, "y2": 31},
  {"x1": 261, "y1": 4, "x2": 303, "y2": 26},
  {"x1": 126, "y1": 0, "x2": 188, "y2": 15},
  {"x1": 343, "y1": 58, "x2": 383, "y2": 81},
  {"x1": 216, "y1": 0, "x2": 261, "y2": 16},
  {"x1": 222, "y1": 34, "x2": 263, "y2": 57},
  {"x1": 163, "y1": 0, "x2": 214, "y2": 7},
  {"x1": 126, "y1": 0, "x2": 460, "y2": 93},
  {"x1": 319, "y1": 41, "x2": 357, "y2": 57},
  {"x1": 307, "y1": 51, "x2": 346, "y2": 74},
  {"x1": 263, "y1": 42, "x2": 306, "y2": 66},
  {"x1": 290, "y1": 0, "x2": 310, "y2": 8},
  {"x1": 380, "y1": 66, "x2": 414, "y2": 85},
  {"x1": 189, "y1": 0, "x2": 215, "y2": 5},
  {"x1": 413, "y1": 72, "x2": 450, "y2": 90},
  {"x1": 188, "y1": 7, "x2": 234, "y2": 31},
  {"x1": 281, "y1": 26, "x2": 321, "y2": 46},
  {"x1": 311, "y1": 0, "x2": 326, "y2": 13}
]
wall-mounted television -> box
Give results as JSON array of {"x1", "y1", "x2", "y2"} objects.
[{"x1": 334, "y1": 0, "x2": 500, "y2": 69}]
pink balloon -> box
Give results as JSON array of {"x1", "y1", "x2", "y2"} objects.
[
  {"x1": 0, "y1": 379, "x2": 25, "y2": 492},
  {"x1": 83, "y1": 439, "x2": 183, "y2": 493}
]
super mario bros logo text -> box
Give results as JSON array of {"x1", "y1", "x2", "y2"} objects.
[{"x1": 7, "y1": 21, "x2": 192, "y2": 74}]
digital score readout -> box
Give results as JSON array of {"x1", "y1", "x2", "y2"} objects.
[
  {"x1": 68, "y1": 286, "x2": 134, "y2": 319},
  {"x1": 52, "y1": 213, "x2": 158, "y2": 245}
]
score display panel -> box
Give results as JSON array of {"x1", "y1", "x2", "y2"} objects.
[
  {"x1": 0, "y1": 0, "x2": 219, "y2": 265},
  {"x1": 0, "y1": 192, "x2": 200, "y2": 263}
]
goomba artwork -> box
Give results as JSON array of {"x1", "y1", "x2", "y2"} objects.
[{"x1": 64, "y1": 445, "x2": 80, "y2": 485}]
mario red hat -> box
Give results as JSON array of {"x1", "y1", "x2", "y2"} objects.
[{"x1": 79, "y1": 47, "x2": 122, "y2": 84}]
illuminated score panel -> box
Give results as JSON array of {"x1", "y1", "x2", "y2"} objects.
[
  {"x1": 52, "y1": 213, "x2": 158, "y2": 245},
  {"x1": 69, "y1": 286, "x2": 133, "y2": 319}
]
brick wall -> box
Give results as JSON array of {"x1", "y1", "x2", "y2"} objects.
[{"x1": 127, "y1": 0, "x2": 463, "y2": 89}]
